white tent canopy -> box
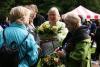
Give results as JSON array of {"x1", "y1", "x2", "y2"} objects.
[{"x1": 63, "y1": 5, "x2": 100, "y2": 19}]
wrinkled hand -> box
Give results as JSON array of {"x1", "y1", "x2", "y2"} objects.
[{"x1": 55, "y1": 47, "x2": 65, "y2": 58}]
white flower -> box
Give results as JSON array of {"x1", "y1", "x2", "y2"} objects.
[{"x1": 51, "y1": 26, "x2": 58, "y2": 32}]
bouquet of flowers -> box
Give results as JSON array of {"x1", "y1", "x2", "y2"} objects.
[
  {"x1": 36, "y1": 23, "x2": 62, "y2": 40},
  {"x1": 39, "y1": 52, "x2": 65, "y2": 67}
]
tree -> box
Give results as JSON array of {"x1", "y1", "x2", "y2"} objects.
[
  {"x1": 0, "y1": 0, "x2": 15, "y2": 22},
  {"x1": 0, "y1": 0, "x2": 100, "y2": 23}
]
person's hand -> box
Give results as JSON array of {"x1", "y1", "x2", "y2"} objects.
[
  {"x1": 38, "y1": 47, "x2": 42, "y2": 54},
  {"x1": 90, "y1": 33, "x2": 95, "y2": 36},
  {"x1": 56, "y1": 50, "x2": 65, "y2": 58},
  {"x1": 55, "y1": 47, "x2": 65, "y2": 58}
]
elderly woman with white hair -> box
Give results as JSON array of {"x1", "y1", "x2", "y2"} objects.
[
  {"x1": 38, "y1": 7, "x2": 68, "y2": 56},
  {"x1": 55, "y1": 13, "x2": 92, "y2": 67},
  {"x1": 0, "y1": 6, "x2": 39, "y2": 67}
]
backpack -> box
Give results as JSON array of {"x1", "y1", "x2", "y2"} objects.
[{"x1": 0, "y1": 29, "x2": 29, "y2": 67}]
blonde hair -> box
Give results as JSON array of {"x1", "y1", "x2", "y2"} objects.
[
  {"x1": 9, "y1": 6, "x2": 31, "y2": 22},
  {"x1": 25, "y1": 5, "x2": 36, "y2": 13},
  {"x1": 29, "y1": 4, "x2": 38, "y2": 13},
  {"x1": 24, "y1": 5, "x2": 37, "y2": 24},
  {"x1": 64, "y1": 12, "x2": 81, "y2": 28},
  {"x1": 48, "y1": 7, "x2": 61, "y2": 21}
]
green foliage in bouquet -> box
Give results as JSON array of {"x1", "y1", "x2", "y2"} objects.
[{"x1": 37, "y1": 52, "x2": 65, "y2": 67}]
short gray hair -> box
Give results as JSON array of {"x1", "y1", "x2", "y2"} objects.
[
  {"x1": 48, "y1": 7, "x2": 60, "y2": 16},
  {"x1": 48, "y1": 7, "x2": 61, "y2": 21},
  {"x1": 64, "y1": 12, "x2": 81, "y2": 24},
  {"x1": 64, "y1": 12, "x2": 81, "y2": 28}
]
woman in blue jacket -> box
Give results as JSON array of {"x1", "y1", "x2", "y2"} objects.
[{"x1": 0, "y1": 6, "x2": 39, "y2": 67}]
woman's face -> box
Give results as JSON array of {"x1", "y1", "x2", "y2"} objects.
[
  {"x1": 30, "y1": 10, "x2": 36, "y2": 20},
  {"x1": 24, "y1": 14, "x2": 30, "y2": 24},
  {"x1": 28, "y1": 10, "x2": 37, "y2": 24},
  {"x1": 48, "y1": 12, "x2": 59, "y2": 23}
]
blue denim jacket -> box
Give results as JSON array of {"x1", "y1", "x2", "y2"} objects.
[{"x1": 0, "y1": 22, "x2": 39, "y2": 67}]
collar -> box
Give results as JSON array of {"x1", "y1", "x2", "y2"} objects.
[{"x1": 9, "y1": 22, "x2": 27, "y2": 30}]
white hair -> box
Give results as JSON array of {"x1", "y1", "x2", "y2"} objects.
[
  {"x1": 48, "y1": 7, "x2": 61, "y2": 21},
  {"x1": 48, "y1": 7, "x2": 60, "y2": 16},
  {"x1": 64, "y1": 12, "x2": 81, "y2": 26}
]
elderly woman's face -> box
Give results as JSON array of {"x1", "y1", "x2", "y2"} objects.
[
  {"x1": 48, "y1": 12, "x2": 59, "y2": 22},
  {"x1": 65, "y1": 22, "x2": 74, "y2": 31}
]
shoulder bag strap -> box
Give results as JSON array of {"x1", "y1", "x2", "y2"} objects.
[
  {"x1": 3, "y1": 29, "x2": 6, "y2": 43},
  {"x1": 20, "y1": 32, "x2": 29, "y2": 45}
]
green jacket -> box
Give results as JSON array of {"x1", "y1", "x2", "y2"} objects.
[{"x1": 66, "y1": 38, "x2": 92, "y2": 67}]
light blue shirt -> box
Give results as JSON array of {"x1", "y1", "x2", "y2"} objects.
[{"x1": 0, "y1": 22, "x2": 39, "y2": 67}]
